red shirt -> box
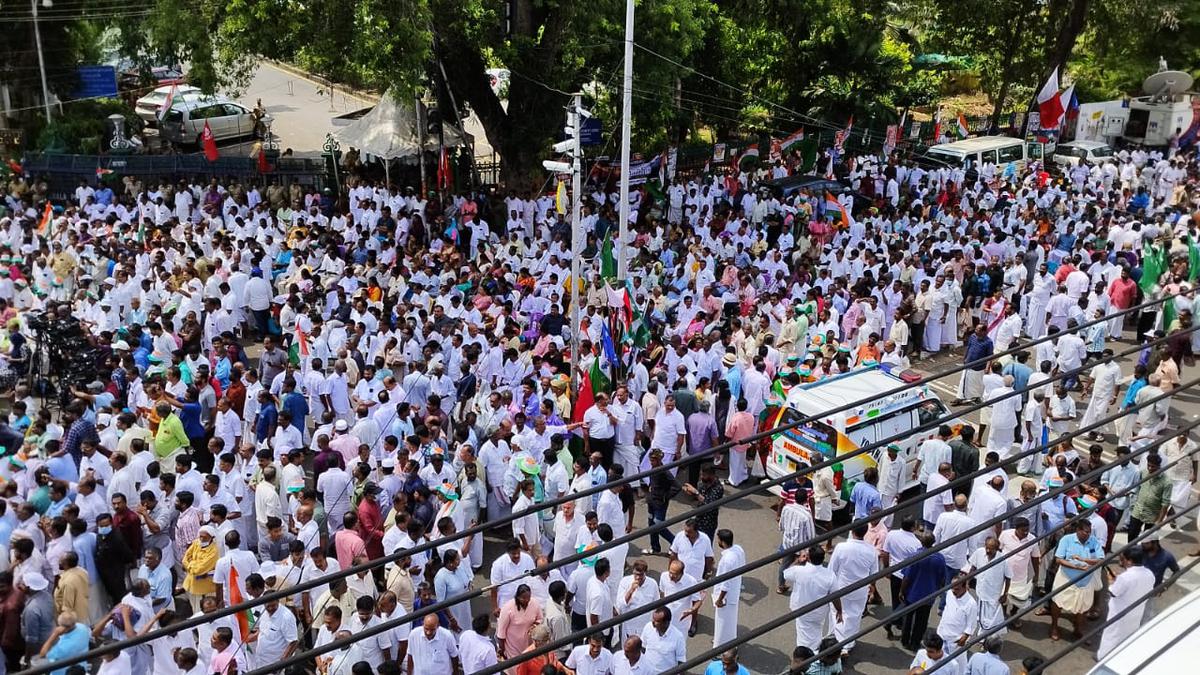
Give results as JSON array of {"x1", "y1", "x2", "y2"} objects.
[{"x1": 356, "y1": 498, "x2": 385, "y2": 559}]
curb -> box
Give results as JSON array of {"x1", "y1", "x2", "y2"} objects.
[{"x1": 264, "y1": 60, "x2": 380, "y2": 105}]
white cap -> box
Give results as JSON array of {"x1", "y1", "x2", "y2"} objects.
[
  {"x1": 334, "y1": 419, "x2": 349, "y2": 432},
  {"x1": 22, "y1": 572, "x2": 48, "y2": 591}
]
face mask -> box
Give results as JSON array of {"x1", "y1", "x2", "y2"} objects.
[
  {"x1": 97, "y1": 526, "x2": 112, "y2": 535},
  {"x1": 200, "y1": 539, "x2": 212, "y2": 547}
]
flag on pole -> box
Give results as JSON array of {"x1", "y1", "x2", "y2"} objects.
[
  {"x1": 824, "y1": 191, "x2": 853, "y2": 228},
  {"x1": 257, "y1": 147, "x2": 272, "y2": 174},
  {"x1": 600, "y1": 323, "x2": 619, "y2": 366},
  {"x1": 158, "y1": 83, "x2": 177, "y2": 122},
  {"x1": 1057, "y1": 84, "x2": 1078, "y2": 127},
  {"x1": 1188, "y1": 236, "x2": 1200, "y2": 283},
  {"x1": 606, "y1": 284, "x2": 632, "y2": 331},
  {"x1": 932, "y1": 108, "x2": 942, "y2": 141},
  {"x1": 228, "y1": 566, "x2": 255, "y2": 643},
  {"x1": 600, "y1": 232, "x2": 617, "y2": 281},
  {"x1": 288, "y1": 325, "x2": 310, "y2": 366},
  {"x1": 5, "y1": 159, "x2": 21, "y2": 175},
  {"x1": 95, "y1": 166, "x2": 114, "y2": 179},
  {"x1": 201, "y1": 121, "x2": 219, "y2": 162},
  {"x1": 572, "y1": 368, "x2": 596, "y2": 424},
  {"x1": 737, "y1": 144, "x2": 760, "y2": 170},
  {"x1": 37, "y1": 202, "x2": 52, "y2": 234},
  {"x1": 555, "y1": 180, "x2": 567, "y2": 215},
  {"x1": 627, "y1": 306, "x2": 650, "y2": 348},
  {"x1": 1138, "y1": 241, "x2": 1165, "y2": 295},
  {"x1": 1037, "y1": 67, "x2": 1065, "y2": 130},
  {"x1": 437, "y1": 147, "x2": 452, "y2": 190},
  {"x1": 955, "y1": 113, "x2": 970, "y2": 138},
  {"x1": 780, "y1": 128, "x2": 805, "y2": 153},
  {"x1": 589, "y1": 354, "x2": 611, "y2": 395}
]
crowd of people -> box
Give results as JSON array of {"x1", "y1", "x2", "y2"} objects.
[{"x1": 0, "y1": 135, "x2": 1197, "y2": 675}]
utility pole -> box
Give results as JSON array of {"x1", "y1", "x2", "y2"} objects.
[
  {"x1": 32, "y1": 0, "x2": 52, "y2": 123},
  {"x1": 415, "y1": 97, "x2": 427, "y2": 199},
  {"x1": 617, "y1": 0, "x2": 634, "y2": 280},
  {"x1": 544, "y1": 95, "x2": 587, "y2": 395}
]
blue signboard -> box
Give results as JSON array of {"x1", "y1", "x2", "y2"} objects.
[
  {"x1": 76, "y1": 66, "x2": 118, "y2": 100},
  {"x1": 580, "y1": 117, "x2": 602, "y2": 146}
]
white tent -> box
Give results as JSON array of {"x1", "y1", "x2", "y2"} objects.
[{"x1": 331, "y1": 90, "x2": 469, "y2": 160}]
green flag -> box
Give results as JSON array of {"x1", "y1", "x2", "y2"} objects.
[
  {"x1": 600, "y1": 232, "x2": 617, "y2": 281},
  {"x1": 626, "y1": 306, "x2": 650, "y2": 348},
  {"x1": 1188, "y1": 236, "x2": 1200, "y2": 283},
  {"x1": 1139, "y1": 241, "x2": 1164, "y2": 295},
  {"x1": 589, "y1": 356, "x2": 610, "y2": 396}
]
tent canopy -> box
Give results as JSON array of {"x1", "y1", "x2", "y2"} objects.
[{"x1": 332, "y1": 89, "x2": 469, "y2": 160}]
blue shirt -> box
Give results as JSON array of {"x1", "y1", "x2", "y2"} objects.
[
  {"x1": 255, "y1": 403, "x2": 279, "y2": 442},
  {"x1": 72, "y1": 531, "x2": 99, "y2": 578},
  {"x1": 850, "y1": 481, "x2": 881, "y2": 519},
  {"x1": 46, "y1": 623, "x2": 92, "y2": 675},
  {"x1": 1144, "y1": 547, "x2": 1179, "y2": 585},
  {"x1": 964, "y1": 333, "x2": 994, "y2": 370},
  {"x1": 903, "y1": 550, "x2": 949, "y2": 603},
  {"x1": 282, "y1": 392, "x2": 309, "y2": 433},
  {"x1": 179, "y1": 402, "x2": 205, "y2": 439},
  {"x1": 138, "y1": 563, "x2": 173, "y2": 609},
  {"x1": 1055, "y1": 533, "x2": 1102, "y2": 587},
  {"x1": 966, "y1": 651, "x2": 1011, "y2": 675},
  {"x1": 1002, "y1": 362, "x2": 1032, "y2": 394},
  {"x1": 706, "y1": 662, "x2": 750, "y2": 675}
]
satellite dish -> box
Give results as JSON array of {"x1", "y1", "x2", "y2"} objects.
[{"x1": 1143, "y1": 70, "x2": 1193, "y2": 102}]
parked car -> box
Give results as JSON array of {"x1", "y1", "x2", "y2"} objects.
[
  {"x1": 134, "y1": 85, "x2": 202, "y2": 125},
  {"x1": 117, "y1": 63, "x2": 186, "y2": 92},
  {"x1": 762, "y1": 174, "x2": 870, "y2": 214},
  {"x1": 1053, "y1": 140, "x2": 1116, "y2": 168},
  {"x1": 159, "y1": 96, "x2": 271, "y2": 146}
]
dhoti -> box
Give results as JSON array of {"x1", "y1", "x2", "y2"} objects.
[
  {"x1": 832, "y1": 587, "x2": 869, "y2": 650},
  {"x1": 1171, "y1": 479, "x2": 1193, "y2": 511},
  {"x1": 1053, "y1": 569, "x2": 1095, "y2": 615},
  {"x1": 987, "y1": 423, "x2": 1017, "y2": 459},
  {"x1": 1027, "y1": 299, "x2": 1048, "y2": 338},
  {"x1": 958, "y1": 369, "x2": 984, "y2": 400},
  {"x1": 795, "y1": 608, "x2": 829, "y2": 651},
  {"x1": 615, "y1": 443, "x2": 642, "y2": 483},
  {"x1": 1080, "y1": 396, "x2": 1112, "y2": 434},
  {"x1": 713, "y1": 602, "x2": 739, "y2": 648},
  {"x1": 924, "y1": 317, "x2": 944, "y2": 353},
  {"x1": 978, "y1": 599, "x2": 1007, "y2": 637},
  {"x1": 1008, "y1": 577, "x2": 1033, "y2": 610},
  {"x1": 728, "y1": 447, "x2": 749, "y2": 486}
]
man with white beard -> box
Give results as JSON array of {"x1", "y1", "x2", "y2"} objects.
[{"x1": 829, "y1": 523, "x2": 879, "y2": 654}]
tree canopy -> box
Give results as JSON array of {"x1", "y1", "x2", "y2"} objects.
[{"x1": 3, "y1": 0, "x2": 1198, "y2": 181}]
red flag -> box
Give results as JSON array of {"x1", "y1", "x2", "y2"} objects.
[
  {"x1": 572, "y1": 367, "x2": 595, "y2": 425},
  {"x1": 1037, "y1": 67, "x2": 1065, "y2": 130},
  {"x1": 201, "y1": 121, "x2": 219, "y2": 162},
  {"x1": 437, "y1": 147, "x2": 451, "y2": 190},
  {"x1": 5, "y1": 160, "x2": 21, "y2": 175},
  {"x1": 257, "y1": 147, "x2": 271, "y2": 173}
]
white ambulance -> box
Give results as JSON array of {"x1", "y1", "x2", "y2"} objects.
[{"x1": 767, "y1": 366, "x2": 960, "y2": 494}]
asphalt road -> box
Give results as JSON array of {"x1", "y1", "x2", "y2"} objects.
[{"x1": 458, "y1": 344, "x2": 1200, "y2": 674}]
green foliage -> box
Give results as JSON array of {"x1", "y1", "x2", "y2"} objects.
[{"x1": 32, "y1": 99, "x2": 140, "y2": 154}]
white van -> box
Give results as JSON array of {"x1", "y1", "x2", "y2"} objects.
[
  {"x1": 1089, "y1": 588, "x2": 1200, "y2": 675},
  {"x1": 767, "y1": 366, "x2": 959, "y2": 495},
  {"x1": 922, "y1": 135, "x2": 1045, "y2": 176}
]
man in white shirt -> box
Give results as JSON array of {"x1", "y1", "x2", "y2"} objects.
[
  {"x1": 456, "y1": 614, "x2": 499, "y2": 673},
  {"x1": 247, "y1": 597, "x2": 299, "y2": 669},
  {"x1": 965, "y1": 536, "x2": 1012, "y2": 638},
  {"x1": 782, "y1": 545, "x2": 840, "y2": 651},
  {"x1": 612, "y1": 635, "x2": 653, "y2": 675},
  {"x1": 934, "y1": 494, "x2": 977, "y2": 576},
  {"x1": 490, "y1": 539, "x2": 536, "y2": 615},
  {"x1": 407, "y1": 614, "x2": 461, "y2": 674},
  {"x1": 616, "y1": 560, "x2": 660, "y2": 642},
  {"x1": 212, "y1": 531, "x2": 259, "y2": 606},
  {"x1": 936, "y1": 576, "x2": 979, "y2": 673},
  {"x1": 914, "y1": 426, "x2": 954, "y2": 486},
  {"x1": 710, "y1": 529, "x2": 746, "y2": 648},
  {"x1": 638, "y1": 607, "x2": 688, "y2": 673},
  {"x1": 649, "y1": 394, "x2": 688, "y2": 470},
  {"x1": 829, "y1": 523, "x2": 879, "y2": 653},
  {"x1": 669, "y1": 519, "x2": 714, "y2": 582},
  {"x1": 565, "y1": 632, "x2": 614, "y2": 675}
]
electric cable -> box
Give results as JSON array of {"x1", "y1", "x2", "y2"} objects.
[
  {"x1": 782, "y1": 423, "x2": 1200, "y2": 673},
  {"x1": 1034, "y1": 556, "x2": 1200, "y2": 671},
  {"x1": 18, "y1": 290, "x2": 1190, "y2": 674},
  {"x1": 253, "y1": 354, "x2": 1200, "y2": 675},
  {"x1": 922, "y1": 499, "x2": 1200, "y2": 675}
]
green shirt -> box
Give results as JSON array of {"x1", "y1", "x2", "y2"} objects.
[
  {"x1": 154, "y1": 413, "x2": 189, "y2": 459},
  {"x1": 1131, "y1": 471, "x2": 1172, "y2": 522}
]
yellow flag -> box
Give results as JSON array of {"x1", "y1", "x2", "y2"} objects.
[{"x1": 555, "y1": 180, "x2": 567, "y2": 215}]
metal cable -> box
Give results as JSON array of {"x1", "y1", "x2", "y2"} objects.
[
  {"x1": 783, "y1": 422, "x2": 1200, "y2": 673},
  {"x1": 369, "y1": 374, "x2": 1200, "y2": 675},
  {"x1": 17, "y1": 292, "x2": 1189, "y2": 674}
]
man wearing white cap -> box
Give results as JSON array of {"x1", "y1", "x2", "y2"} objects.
[{"x1": 21, "y1": 571, "x2": 55, "y2": 657}]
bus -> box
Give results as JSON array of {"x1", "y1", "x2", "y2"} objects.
[{"x1": 921, "y1": 135, "x2": 1046, "y2": 177}]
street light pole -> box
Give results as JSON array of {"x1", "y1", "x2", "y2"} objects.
[
  {"x1": 568, "y1": 92, "x2": 584, "y2": 396},
  {"x1": 32, "y1": 0, "x2": 52, "y2": 123},
  {"x1": 616, "y1": 0, "x2": 633, "y2": 280}
]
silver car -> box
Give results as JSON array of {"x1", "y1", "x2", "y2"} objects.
[
  {"x1": 159, "y1": 96, "x2": 271, "y2": 146},
  {"x1": 134, "y1": 84, "x2": 201, "y2": 125}
]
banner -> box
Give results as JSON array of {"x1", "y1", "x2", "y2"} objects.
[
  {"x1": 622, "y1": 155, "x2": 663, "y2": 186},
  {"x1": 713, "y1": 143, "x2": 726, "y2": 162},
  {"x1": 909, "y1": 120, "x2": 921, "y2": 139},
  {"x1": 769, "y1": 138, "x2": 782, "y2": 162},
  {"x1": 883, "y1": 125, "x2": 899, "y2": 158},
  {"x1": 667, "y1": 147, "x2": 677, "y2": 181}
]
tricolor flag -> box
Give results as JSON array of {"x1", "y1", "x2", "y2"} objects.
[
  {"x1": 1058, "y1": 84, "x2": 1078, "y2": 126},
  {"x1": 955, "y1": 113, "x2": 970, "y2": 138},
  {"x1": 824, "y1": 191, "x2": 853, "y2": 228},
  {"x1": 932, "y1": 108, "x2": 943, "y2": 141},
  {"x1": 780, "y1": 128, "x2": 805, "y2": 153},
  {"x1": 289, "y1": 325, "x2": 310, "y2": 366},
  {"x1": 37, "y1": 202, "x2": 53, "y2": 234},
  {"x1": 737, "y1": 144, "x2": 760, "y2": 170},
  {"x1": 1037, "y1": 67, "x2": 1065, "y2": 130},
  {"x1": 158, "y1": 84, "x2": 177, "y2": 122},
  {"x1": 95, "y1": 166, "x2": 114, "y2": 179},
  {"x1": 606, "y1": 283, "x2": 632, "y2": 331},
  {"x1": 228, "y1": 565, "x2": 255, "y2": 642}
]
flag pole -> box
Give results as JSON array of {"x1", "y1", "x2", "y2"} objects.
[
  {"x1": 569, "y1": 92, "x2": 584, "y2": 399},
  {"x1": 616, "y1": 0, "x2": 634, "y2": 281}
]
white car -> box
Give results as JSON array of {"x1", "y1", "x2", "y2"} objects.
[
  {"x1": 159, "y1": 95, "x2": 271, "y2": 146},
  {"x1": 134, "y1": 85, "x2": 201, "y2": 125},
  {"x1": 1053, "y1": 140, "x2": 1115, "y2": 168}
]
